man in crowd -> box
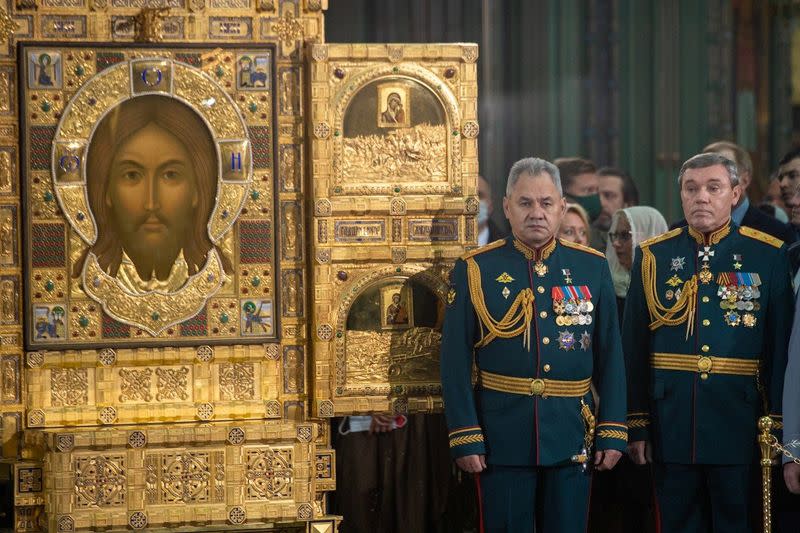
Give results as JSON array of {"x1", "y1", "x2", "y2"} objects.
[
  {"x1": 624, "y1": 153, "x2": 793, "y2": 532},
  {"x1": 671, "y1": 141, "x2": 794, "y2": 243},
  {"x1": 477, "y1": 175, "x2": 506, "y2": 246},
  {"x1": 596, "y1": 167, "x2": 640, "y2": 231},
  {"x1": 555, "y1": 157, "x2": 606, "y2": 250},
  {"x1": 441, "y1": 156, "x2": 627, "y2": 532},
  {"x1": 778, "y1": 146, "x2": 800, "y2": 240}
]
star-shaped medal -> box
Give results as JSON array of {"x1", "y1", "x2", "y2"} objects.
[
  {"x1": 579, "y1": 330, "x2": 591, "y2": 351},
  {"x1": 670, "y1": 256, "x2": 685, "y2": 271},
  {"x1": 558, "y1": 330, "x2": 576, "y2": 351}
]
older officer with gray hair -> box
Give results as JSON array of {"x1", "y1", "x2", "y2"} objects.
[
  {"x1": 440, "y1": 157, "x2": 627, "y2": 532},
  {"x1": 624, "y1": 152, "x2": 793, "y2": 532}
]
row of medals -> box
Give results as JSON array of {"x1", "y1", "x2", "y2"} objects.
[
  {"x1": 553, "y1": 298, "x2": 594, "y2": 326},
  {"x1": 718, "y1": 283, "x2": 759, "y2": 327}
]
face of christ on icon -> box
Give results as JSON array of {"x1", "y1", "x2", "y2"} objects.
[{"x1": 77, "y1": 94, "x2": 232, "y2": 289}]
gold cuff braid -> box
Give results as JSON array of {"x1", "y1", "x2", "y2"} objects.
[
  {"x1": 642, "y1": 245, "x2": 697, "y2": 339},
  {"x1": 449, "y1": 434, "x2": 484, "y2": 448},
  {"x1": 597, "y1": 429, "x2": 628, "y2": 442},
  {"x1": 467, "y1": 257, "x2": 534, "y2": 350}
]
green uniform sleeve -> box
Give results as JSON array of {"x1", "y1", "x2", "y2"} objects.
[
  {"x1": 592, "y1": 258, "x2": 628, "y2": 451},
  {"x1": 763, "y1": 245, "x2": 794, "y2": 433},
  {"x1": 440, "y1": 258, "x2": 486, "y2": 458},
  {"x1": 622, "y1": 246, "x2": 651, "y2": 442}
]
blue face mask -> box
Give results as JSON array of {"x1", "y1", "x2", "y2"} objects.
[{"x1": 477, "y1": 200, "x2": 490, "y2": 225}]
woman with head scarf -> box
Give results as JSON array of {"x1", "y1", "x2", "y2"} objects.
[
  {"x1": 606, "y1": 206, "x2": 668, "y2": 321},
  {"x1": 589, "y1": 205, "x2": 667, "y2": 533}
]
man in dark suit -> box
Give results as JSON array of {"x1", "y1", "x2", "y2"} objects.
[{"x1": 670, "y1": 141, "x2": 796, "y2": 245}]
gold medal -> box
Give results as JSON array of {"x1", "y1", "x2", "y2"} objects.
[
  {"x1": 699, "y1": 268, "x2": 713, "y2": 284},
  {"x1": 743, "y1": 313, "x2": 756, "y2": 328},
  {"x1": 556, "y1": 315, "x2": 564, "y2": 326},
  {"x1": 585, "y1": 301, "x2": 594, "y2": 313},
  {"x1": 534, "y1": 261, "x2": 548, "y2": 277}
]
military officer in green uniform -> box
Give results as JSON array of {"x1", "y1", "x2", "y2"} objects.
[
  {"x1": 440, "y1": 157, "x2": 628, "y2": 532},
  {"x1": 623, "y1": 152, "x2": 793, "y2": 532}
]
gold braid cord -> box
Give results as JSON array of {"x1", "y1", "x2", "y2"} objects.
[
  {"x1": 466, "y1": 258, "x2": 534, "y2": 350},
  {"x1": 642, "y1": 246, "x2": 698, "y2": 339},
  {"x1": 580, "y1": 399, "x2": 596, "y2": 452}
]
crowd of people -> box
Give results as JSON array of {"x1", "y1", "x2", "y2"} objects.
[{"x1": 333, "y1": 140, "x2": 800, "y2": 533}]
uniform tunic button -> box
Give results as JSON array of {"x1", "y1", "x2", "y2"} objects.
[
  {"x1": 537, "y1": 286, "x2": 545, "y2": 294},
  {"x1": 702, "y1": 296, "x2": 710, "y2": 303},
  {"x1": 543, "y1": 364, "x2": 551, "y2": 372},
  {"x1": 542, "y1": 337, "x2": 550, "y2": 345},
  {"x1": 701, "y1": 345, "x2": 710, "y2": 352},
  {"x1": 540, "y1": 311, "x2": 548, "y2": 318},
  {"x1": 702, "y1": 319, "x2": 710, "y2": 326},
  {"x1": 700, "y1": 373, "x2": 709, "y2": 380}
]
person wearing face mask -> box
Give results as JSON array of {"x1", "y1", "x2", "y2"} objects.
[
  {"x1": 478, "y1": 175, "x2": 506, "y2": 246},
  {"x1": 555, "y1": 157, "x2": 606, "y2": 251},
  {"x1": 589, "y1": 206, "x2": 667, "y2": 533}
]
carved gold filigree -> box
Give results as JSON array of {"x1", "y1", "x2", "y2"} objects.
[
  {"x1": 228, "y1": 506, "x2": 246, "y2": 525},
  {"x1": 74, "y1": 455, "x2": 126, "y2": 507},
  {"x1": 162, "y1": 452, "x2": 210, "y2": 503},
  {"x1": 50, "y1": 368, "x2": 89, "y2": 406},
  {"x1": 132, "y1": 8, "x2": 170, "y2": 43},
  {"x1": 119, "y1": 368, "x2": 152, "y2": 402},
  {"x1": 219, "y1": 362, "x2": 255, "y2": 400},
  {"x1": 462, "y1": 120, "x2": 479, "y2": 138},
  {"x1": 98, "y1": 406, "x2": 117, "y2": 424},
  {"x1": 209, "y1": 181, "x2": 251, "y2": 244},
  {"x1": 58, "y1": 65, "x2": 129, "y2": 140},
  {"x1": 172, "y1": 62, "x2": 248, "y2": 139},
  {"x1": 128, "y1": 512, "x2": 147, "y2": 530},
  {"x1": 245, "y1": 447, "x2": 293, "y2": 500},
  {"x1": 155, "y1": 367, "x2": 189, "y2": 401},
  {"x1": 83, "y1": 250, "x2": 224, "y2": 336},
  {"x1": 311, "y1": 44, "x2": 328, "y2": 62},
  {"x1": 273, "y1": 12, "x2": 304, "y2": 46},
  {"x1": 264, "y1": 400, "x2": 280, "y2": 418},
  {"x1": 1, "y1": 357, "x2": 17, "y2": 401},
  {"x1": 0, "y1": 8, "x2": 17, "y2": 46}
]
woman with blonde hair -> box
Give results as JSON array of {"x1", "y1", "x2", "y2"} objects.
[{"x1": 559, "y1": 202, "x2": 591, "y2": 246}]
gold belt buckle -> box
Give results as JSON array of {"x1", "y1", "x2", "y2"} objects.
[
  {"x1": 530, "y1": 378, "x2": 546, "y2": 396},
  {"x1": 697, "y1": 356, "x2": 713, "y2": 373}
]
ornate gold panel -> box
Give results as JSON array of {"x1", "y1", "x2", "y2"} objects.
[
  {"x1": 27, "y1": 420, "x2": 323, "y2": 531},
  {"x1": 309, "y1": 44, "x2": 478, "y2": 416},
  {"x1": 24, "y1": 344, "x2": 285, "y2": 427}
]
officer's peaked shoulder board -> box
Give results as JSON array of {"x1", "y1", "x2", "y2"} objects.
[
  {"x1": 558, "y1": 238, "x2": 605, "y2": 258},
  {"x1": 460, "y1": 238, "x2": 505, "y2": 260},
  {"x1": 739, "y1": 226, "x2": 784, "y2": 248},
  {"x1": 639, "y1": 227, "x2": 683, "y2": 248}
]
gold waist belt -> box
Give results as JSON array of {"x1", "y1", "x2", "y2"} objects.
[
  {"x1": 650, "y1": 352, "x2": 759, "y2": 376},
  {"x1": 479, "y1": 369, "x2": 591, "y2": 397}
]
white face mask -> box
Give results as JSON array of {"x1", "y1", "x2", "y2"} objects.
[{"x1": 477, "y1": 200, "x2": 490, "y2": 225}]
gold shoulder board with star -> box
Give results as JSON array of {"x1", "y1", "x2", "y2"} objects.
[
  {"x1": 461, "y1": 239, "x2": 505, "y2": 260},
  {"x1": 739, "y1": 226, "x2": 784, "y2": 249},
  {"x1": 558, "y1": 239, "x2": 605, "y2": 258},
  {"x1": 640, "y1": 227, "x2": 683, "y2": 249}
]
